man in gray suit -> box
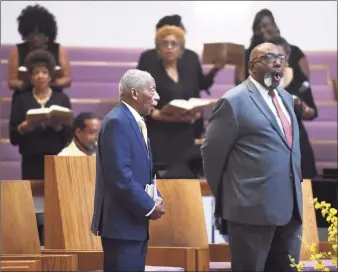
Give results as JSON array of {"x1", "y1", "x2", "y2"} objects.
[{"x1": 201, "y1": 42, "x2": 303, "y2": 272}]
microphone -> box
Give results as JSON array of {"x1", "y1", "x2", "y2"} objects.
[{"x1": 299, "y1": 81, "x2": 310, "y2": 94}]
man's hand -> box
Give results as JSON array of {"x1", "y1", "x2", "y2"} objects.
[{"x1": 150, "y1": 199, "x2": 165, "y2": 220}]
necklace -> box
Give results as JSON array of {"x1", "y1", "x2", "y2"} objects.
[{"x1": 33, "y1": 88, "x2": 53, "y2": 108}]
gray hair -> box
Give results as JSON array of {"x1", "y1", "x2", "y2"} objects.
[{"x1": 119, "y1": 69, "x2": 154, "y2": 97}]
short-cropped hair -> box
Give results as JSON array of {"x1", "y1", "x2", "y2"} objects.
[
  {"x1": 119, "y1": 69, "x2": 154, "y2": 97},
  {"x1": 73, "y1": 112, "x2": 98, "y2": 132}
]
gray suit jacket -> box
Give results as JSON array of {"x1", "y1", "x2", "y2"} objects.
[{"x1": 201, "y1": 78, "x2": 303, "y2": 226}]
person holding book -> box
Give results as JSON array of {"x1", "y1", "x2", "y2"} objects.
[
  {"x1": 7, "y1": 4, "x2": 72, "y2": 98},
  {"x1": 9, "y1": 49, "x2": 73, "y2": 180},
  {"x1": 91, "y1": 69, "x2": 164, "y2": 271},
  {"x1": 137, "y1": 14, "x2": 224, "y2": 139},
  {"x1": 137, "y1": 23, "x2": 215, "y2": 173}
]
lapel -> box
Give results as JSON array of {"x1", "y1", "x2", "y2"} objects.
[
  {"x1": 148, "y1": 138, "x2": 153, "y2": 172},
  {"x1": 245, "y1": 78, "x2": 290, "y2": 149},
  {"x1": 119, "y1": 103, "x2": 150, "y2": 165}
]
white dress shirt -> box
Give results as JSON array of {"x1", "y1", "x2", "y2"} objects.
[
  {"x1": 122, "y1": 101, "x2": 162, "y2": 217},
  {"x1": 58, "y1": 141, "x2": 96, "y2": 156},
  {"x1": 249, "y1": 76, "x2": 291, "y2": 136}
]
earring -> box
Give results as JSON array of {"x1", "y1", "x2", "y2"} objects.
[{"x1": 179, "y1": 49, "x2": 185, "y2": 58}]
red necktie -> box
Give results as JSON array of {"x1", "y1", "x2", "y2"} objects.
[{"x1": 268, "y1": 90, "x2": 293, "y2": 148}]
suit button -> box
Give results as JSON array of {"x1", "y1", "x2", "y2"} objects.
[{"x1": 290, "y1": 174, "x2": 294, "y2": 179}]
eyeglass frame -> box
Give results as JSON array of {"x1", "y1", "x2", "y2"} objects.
[
  {"x1": 159, "y1": 40, "x2": 180, "y2": 48},
  {"x1": 249, "y1": 53, "x2": 286, "y2": 64}
]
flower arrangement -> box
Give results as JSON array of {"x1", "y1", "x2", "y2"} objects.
[{"x1": 289, "y1": 198, "x2": 337, "y2": 271}]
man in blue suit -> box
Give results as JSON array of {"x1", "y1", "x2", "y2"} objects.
[
  {"x1": 202, "y1": 43, "x2": 303, "y2": 272},
  {"x1": 91, "y1": 69, "x2": 164, "y2": 271}
]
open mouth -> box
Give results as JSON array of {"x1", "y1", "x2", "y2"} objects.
[{"x1": 274, "y1": 71, "x2": 281, "y2": 81}]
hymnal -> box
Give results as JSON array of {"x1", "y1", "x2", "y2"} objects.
[
  {"x1": 145, "y1": 175, "x2": 158, "y2": 200},
  {"x1": 161, "y1": 98, "x2": 216, "y2": 115},
  {"x1": 202, "y1": 42, "x2": 245, "y2": 66},
  {"x1": 26, "y1": 105, "x2": 73, "y2": 126}
]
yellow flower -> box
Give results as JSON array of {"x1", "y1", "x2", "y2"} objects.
[
  {"x1": 296, "y1": 262, "x2": 305, "y2": 270},
  {"x1": 314, "y1": 261, "x2": 325, "y2": 270},
  {"x1": 315, "y1": 202, "x2": 322, "y2": 209},
  {"x1": 329, "y1": 208, "x2": 337, "y2": 216},
  {"x1": 315, "y1": 253, "x2": 324, "y2": 259},
  {"x1": 324, "y1": 203, "x2": 331, "y2": 209},
  {"x1": 310, "y1": 243, "x2": 317, "y2": 253},
  {"x1": 290, "y1": 198, "x2": 337, "y2": 271}
]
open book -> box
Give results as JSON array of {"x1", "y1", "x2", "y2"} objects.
[
  {"x1": 145, "y1": 175, "x2": 158, "y2": 200},
  {"x1": 161, "y1": 98, "x2": 215, "y2": 115},
  {"x1": 26, "y1": 105, "x2": 73, "y2": 126},
  {"x1": 202, "y1": 42, "x2": 245, "y2": 66}
]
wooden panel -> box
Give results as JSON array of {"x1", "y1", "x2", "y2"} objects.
[
  {"x1": 200, "y1": 179, "x2": 212, "y2": 196},
  {"x1": 300, "y1": 179, "x2": 319, "y2": 260},
  {"x1": 42, "y1": 249, "x2": 103, "y2": 271},
  {"x1": 1, "y1": 267, "x2": 31, "y2": 271},
  {"x1": 1, "y1": 181, "x2": 40, "y2": 254},
  {"x1": 44, "y1": 156, "x2": 101, "y2": 250},
  {"x1": 149, "y1": 179, "x2": 209, "y2": 248},
  {"x1": 42, "y1": 247, "x2": 200, "y2": 271},
  {"x1": 209, "y1": 243, "x2": 231, "y2": 262},
  {"x1": 1, "y1": 260, "x2": 40, "y2": 271},
  {"x1": 147, "y1": 247, "x2": 196, "y2": 271},
  {"x1": 2, "y1": 254, "x2": 78, "y2": 271}
]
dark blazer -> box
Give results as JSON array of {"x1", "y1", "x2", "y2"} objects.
[
  {"x1": 201, "y1": 78, "x2": 303, "y2": 226},
  {"x1": 91, "y1": 102, "x2": 160, "y2": 241}
]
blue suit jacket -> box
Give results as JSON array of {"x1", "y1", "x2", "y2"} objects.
[{"x1": 91, "y1": 102, "x2": 160, "y2": 241}]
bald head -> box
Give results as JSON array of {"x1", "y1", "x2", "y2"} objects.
[
  {"x1": 248, "y1": 42, "x2": 285, "y2": 90},
  {"x1": 250, "y1": 42, "x2": 278, "y2": 61}
]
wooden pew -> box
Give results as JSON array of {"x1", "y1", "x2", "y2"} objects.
[
  {"x1": 1, "y1": 260, "x2": 40, "y2": 271},
  {"x1": 42, "y1": 156, "x2": 203, "y2": 271},
  {"x1": 0, "y1": 180, "x2": 78, "y2": 271},
  {"x1": 148, "y1": 179, "x2": 211, "y2": 271}
]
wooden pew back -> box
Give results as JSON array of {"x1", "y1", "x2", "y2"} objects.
[
  {"x1": 300, "y1": 179, "x2": 319, "y2": 260},
  {"x1": 44, "y1": 155, "x2": 101, "y2": 250},
  {"x1": 149, "y1": 179, "x2": 209, "y2": 248},
  {"x1": 1, "y1": 180, "x2": 41, "y2": 254},
  {"x1": 44, "y1": 157, "x2": 210, "y2": 250}
]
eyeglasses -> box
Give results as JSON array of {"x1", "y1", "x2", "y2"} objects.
[
  {"x1": 250, "y1": 53, "x2": 286, "y2": 64},
  {"x1": 159, "y1": 40, "x2": 179, "y2": 48}
]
